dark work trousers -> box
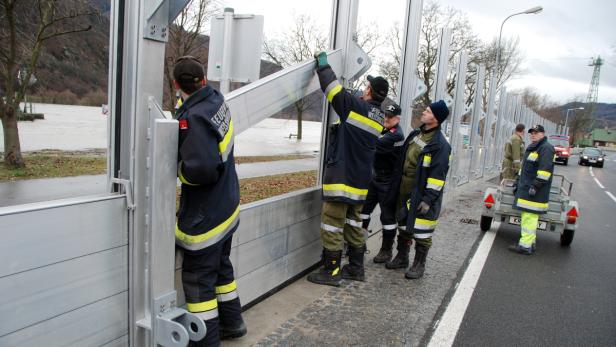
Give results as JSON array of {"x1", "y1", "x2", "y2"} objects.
[
  {"x1": 360, "y1": 174, "x2": 398, "y2": 238},
  {"x1": 182, "y1": 232, "x2": 243, "y2": 347}
]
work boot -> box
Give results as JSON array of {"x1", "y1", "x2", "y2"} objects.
[
  {"x1": 405, "y1": 244, "x2": 429, "y2": 279},
  {"x1": 508, "y1": 244, "x2": 534, "y2": 255},
  {"x1": 385, "y1": 235, "x2": 411, "y2": 269},
  {"x1": 220, "y1": 320, "x2": 247, "y2": 340},
  {"x1": 341, "y1": 244, "x2": 366, "y2": 281},
  {"x1": 373, "y1": 233, "x2": 395, "y2": 263},
  {"x1": 307, "y1": 249, "x2": 342, "y2": 287}
]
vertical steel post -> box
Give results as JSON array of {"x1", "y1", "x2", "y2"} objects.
[
  {"x1": 448, "y1": 51, "x2": 468, "y2": 186},
  {"x1": 481, "y1": 74, "x2": 497, "y2": 173},
  {"x1": 468, "y1": 64, "x2": 485, "y2": 179},
  {"x1": 397, "y1": 0, "x2": 424, "y2": 135},
  {"x1": 491, "y1": 87, "x2": 506, "y2": 170},
  {"x1": 219, "y1": 8, "x2": 234, "y2": 94},
  {"x1": 434, "y1": 28, "x2": 452, "y2": 135}
]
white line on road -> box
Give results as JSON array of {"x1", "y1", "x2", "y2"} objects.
[
  {"x1": 428, "y1": 223, "x2": 498, "y2": 347},
  {"x1": 607, "y1": 192, "x2": 616, "y2": 203},
  {"x1": 589, "y1": 167, "x2": 594, "y2": 177},
  {"x1": 594, "y1": 177, "x2": 605, "y2": 189}
]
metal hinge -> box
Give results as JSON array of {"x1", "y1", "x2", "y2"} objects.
[{"x1": 111, "y1": 178, "x2": 135, "y2": 210}]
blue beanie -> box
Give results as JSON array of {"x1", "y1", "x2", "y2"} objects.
[{"x1": 429, "y1": 100, "x2": 449, "y2": 124}]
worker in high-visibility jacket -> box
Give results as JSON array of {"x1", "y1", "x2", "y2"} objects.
[
  {"x1": 307, "y1": 51, "x2": 387, "y2": 287},
  {"x1": 510, "y1": 124, "x2": 555, "y2": 255},
  {"x1": 384, "y1": 100, "x2": 451, "y2": 279},
  {"x1": 359, "y1": 102, "x2": 405, "y2": 264},
  {"x1": 501, "y1": 123, "x2": 526, "y2": 180},
  {"x1": 173, "y1": 56, "x2": 246, "y2": 346}
]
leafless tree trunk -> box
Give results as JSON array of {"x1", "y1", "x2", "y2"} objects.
[
  {"x1": 164, "y1": 0, "x2": 220, "y2": 110},
  {"x1": 0, "y1": 0, "x2": 99, "y2": 168},
  {"x1": 262, "y1": 14, "x2": 328, "y2": 140}
]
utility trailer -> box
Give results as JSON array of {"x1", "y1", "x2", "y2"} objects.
[{"x1": 480, "y1": 176, "x2": 579, "y2": 246}]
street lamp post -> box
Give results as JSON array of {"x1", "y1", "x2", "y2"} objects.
[
  {"x1": 495, "y1": 6, "x2": 543, "y2": 79},
  {"x1": 564, "y1": 107, "x2": 584, "y2": 135}
]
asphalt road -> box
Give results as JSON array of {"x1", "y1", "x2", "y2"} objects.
[{"x1": 454, "y1": 152, "x2": 616, "y2": 346}]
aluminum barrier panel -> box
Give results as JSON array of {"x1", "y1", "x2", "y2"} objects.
[{"x1": 0, "y1": 196, "x2": 129, "y2": 346}]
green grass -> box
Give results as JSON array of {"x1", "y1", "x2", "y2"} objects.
[{"x1": 0, "y1": 154, "x2": 107, "y2": 182}]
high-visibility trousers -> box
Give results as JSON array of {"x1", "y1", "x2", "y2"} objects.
[
  {"x1": 360, "y1": 175, "x2": 398, "y2": 238},
  {"x1": 182, "y1": 233, "x2": 242, "y2": 346},
  {"x1": 320, "y1": 201, "x2": 364, "y2": 251},
  {"x1": 519, "y1": 211, "x2": 538, "y2": 248}
]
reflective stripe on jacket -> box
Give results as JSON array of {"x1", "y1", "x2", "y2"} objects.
[
  {"x1": 387, "y1": 125, "x2": 451, "y2": 236},
  {"x1": 175, "y1": 85, "x2": 240, "y2": 251},
  {"x1": 514, "y1": 136, "x2": 554, "y2": 215},
  {"x1": 317, "y1": 65, "x2": 385, "y2": 204}
]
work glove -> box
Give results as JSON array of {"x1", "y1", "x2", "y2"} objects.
[
  {"x1": 416, "y1": 201, "x2": 430, "y2": 215},
  {"x1": 314, "y1": 51, "x2": 328, "y2": 68},
  {"x1": 528, "y1": 186, "x2": 537, "y2": 197}
]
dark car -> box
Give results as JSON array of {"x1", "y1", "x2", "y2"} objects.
[{"x1": 578, "y1": 147, "x2": 605, "y2": 168}]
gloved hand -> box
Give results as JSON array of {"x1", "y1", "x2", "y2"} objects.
[
  {"x1": 314, "y1": 51, "x2": 328, "y2": 68},
  {"x1": 416, "y1": 201, "x2": 430, "y2": 215},
  {"x1": 528, "y1": 186, "x2": 537, "y2": 197}
]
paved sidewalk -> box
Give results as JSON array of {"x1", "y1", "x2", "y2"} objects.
[
  {"x1": 0, "y1": 158, "x2": 318, "y2": 207},
  {"x1": 224, "y1": 178, "x2": 494, "y2": 347}
]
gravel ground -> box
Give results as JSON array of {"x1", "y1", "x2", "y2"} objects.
[{"x1": 251, "y1": 179, "x2": 494, "y2": 347}]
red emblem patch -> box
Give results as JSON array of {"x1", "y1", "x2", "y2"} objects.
[
  {"x1": 389, "y1": 127, "x2": 397, "y2": 133},
  {"x1": 179, "y1": 119, "x2": 188, "y2": 130}
]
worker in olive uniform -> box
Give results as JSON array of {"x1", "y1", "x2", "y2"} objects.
[
  {"x1": 359, "y1": 103, "x2": 405, "y2": 263},
  {"x1": 501, "y1": 123, "x2": 526, "y2": 180},
  {"x1": 173, "y1": 56, "x2": 246, "y2": 346},
  {"x1": 307, "y1": 51, "x2": 387, "y2": 287},
  {"x1": 385, "y1": 100, "x2": 451, "y2": 279},
  {"x1": 510, "y1": 124, "x2": 555, "y2": 255}
]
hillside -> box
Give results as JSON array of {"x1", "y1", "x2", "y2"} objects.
[{"x1": 540, "y1": 102, "x2": 616, "y2": 129}]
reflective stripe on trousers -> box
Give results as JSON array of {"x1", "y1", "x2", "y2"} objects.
[{"x1": 519, "y1": 211, "x2": 538, "y2": 248}]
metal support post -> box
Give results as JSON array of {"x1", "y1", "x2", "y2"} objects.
[
  {"x1": 449, "y1": 51, "x2": 469, "y2": 186},
  {"x1": 468, "y1": 65, "x2": 485, "y2": 179},
  {"x1": 397, "y1": 0, "x2": 425, "y2": 135},
  {"x1": 219, "y1": 8, "x2": 235, "y2": 94},
  {"x1": 434, "y1": 28, "x2": 453, "y2": 135},
  {"x1": 481, "y1": 74, "x2": 497, "y2": 173}
]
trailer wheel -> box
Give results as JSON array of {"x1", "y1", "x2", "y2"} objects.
[
  {"x1": 563, "y1": 158, "x2": 568, "y2": 166},
  {"x1": 480, "y1": 215, "x2": 493, "y2": 232},
  {"x1": 561, "y1": 229, "x2": 574, "y2": 247}
]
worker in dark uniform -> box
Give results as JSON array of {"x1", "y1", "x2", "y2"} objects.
[
  {"x1": 307, "y1": 51, "x2": 387, "y2": 286},
  {"x1": 173, "y1": 56, "x2": 246, "y2": 346},
  {"x1": 360, "y1": 103, "x2": 405, "y2": 264},
  {"x1": 385, "y1": 100, "x2": 451, "y2": 279},
  {"x1": 501, "y1": 123, "x2": 525, "y2": 180},
  {"x1": 510, "y1": 124, "x2": 554, "y2": 255}
]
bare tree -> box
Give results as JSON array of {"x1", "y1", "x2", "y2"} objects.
[
  {"x1": 0, "y1": 0, "x2": 99, "y2": 168},
  {"x1": 262, "y1": 14, "x2": 327, "y2": 140},
  {"x1": 164, "y1": 0, "x2": 220, "y2": 110}
]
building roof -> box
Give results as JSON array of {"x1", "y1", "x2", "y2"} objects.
[{"x1": 591, "y1": 128, "x2": 616, "y2": 143}]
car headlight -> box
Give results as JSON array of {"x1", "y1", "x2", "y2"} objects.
[
  {"x1": 562, "y1": 151, "x2": 569, "y2": 155},
  {"x1": 598, "y1": 157, "x2": 603, "y2": 161},
  {"x1": 583, "y1": 156, "x2": 588, "y2": 159}
]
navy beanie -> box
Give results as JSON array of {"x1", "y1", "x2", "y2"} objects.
[{"x1": 429, "y1": 100, "x2": 449, "y2": 124}]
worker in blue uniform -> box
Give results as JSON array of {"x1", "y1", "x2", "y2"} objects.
[
  {"x1": 173, "y1": 56, "x2": 246, "y2": 346},
  {"x1": 360, "y1": 103, "x2": 405, "y2": 263},
  {"x1": 307, "y1": 51, "x2": 387, "y2": 286}
]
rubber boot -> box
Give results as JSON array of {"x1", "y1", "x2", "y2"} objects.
[
  {"x1": 373, "y1": 233, "x2": 395, "y2": 263},
  {"x1": 219, "y1": 303, "x2": 247, "y2": 340},
  {"x1": 307, "y1": 249, "x2": 342, "y2": 287},
  {"x1": 341, "y1": 244, "x2": 366, "y2": 281},
  {"x1": 405, "y1": 244, "x2": 429, "y2": 279},
  {"x1": 385, "y1": 234, "x2": 411, "y2": 269}
]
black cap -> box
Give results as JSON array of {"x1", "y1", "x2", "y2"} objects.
[
  {"x1": 367, "y1": 75, "x2": 389, "y2": 99},
  {"x1": 173, "y1": 56, "x2": 205, "y2": 83},
  {"x1": 429, "y1": 100, "x2": 449, "y2": 124},
  {"x1": 528, "y1": 124, "x2": 545, "y2": 133},
  {"x1": 383, "y1": 103, "x2": 402, "y2": 116}
]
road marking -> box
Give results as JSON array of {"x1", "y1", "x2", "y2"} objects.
[
  {"x1": 594, "y1": 177, "x2": 605, "y2": 189},
  {"x1": 428, "y1": 223, "x2": 498, "y2": 347},
  {"x1": 589, "y1": 167, "x2": 594, "y2": 177},
  {"x1": 607, "y1": 192, "x2": 616, "y2": 203}
]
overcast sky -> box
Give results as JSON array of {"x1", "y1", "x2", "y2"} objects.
[{"x1": 220, "y1": 0, "x2": 616, "y2": 104}]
